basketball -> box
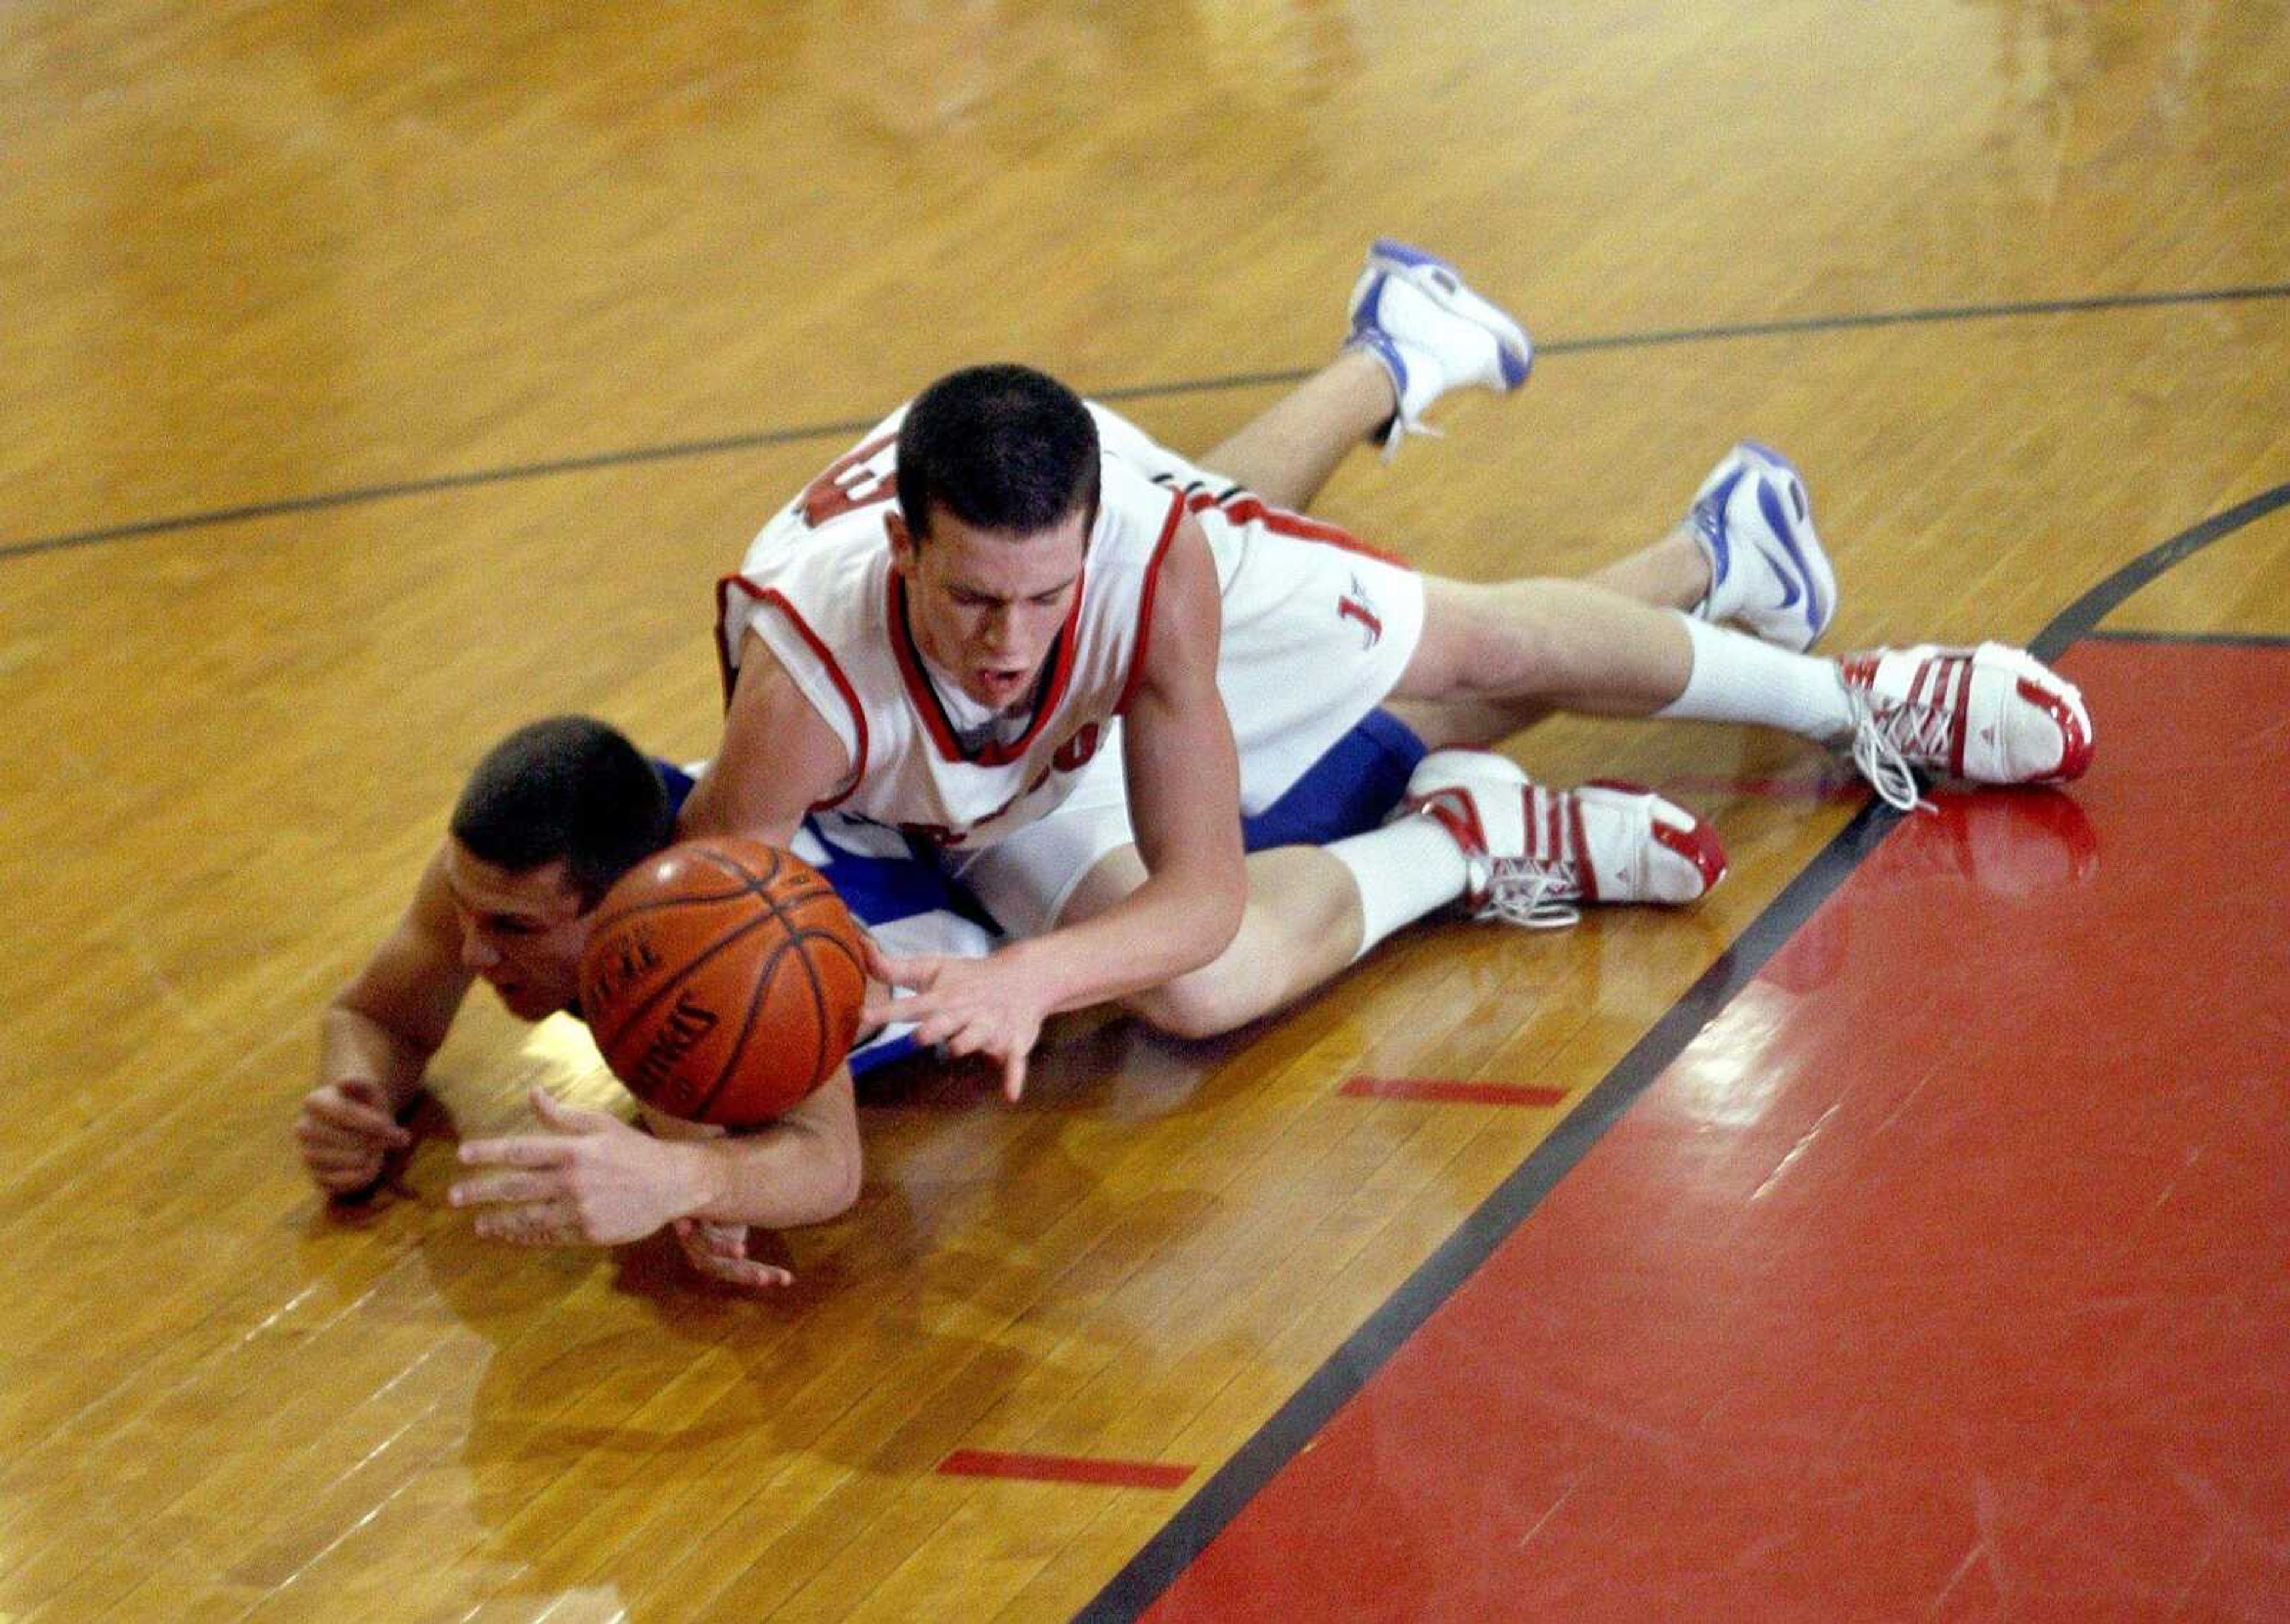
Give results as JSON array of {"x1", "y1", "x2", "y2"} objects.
[{"x1": 576, "y1": 836, "x2": 869, "y2": 1127}]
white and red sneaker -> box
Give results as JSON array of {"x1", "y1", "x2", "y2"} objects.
[
  {"x1": 1399, "y1": 749, "x2": 1728, "y2": 928},
  {"x1": 1345, "y1": 239, "x2": 1532, "y2": 453},
  {"x1": 1837, "y1": 642, "x2": 2094, "y2": 811}
]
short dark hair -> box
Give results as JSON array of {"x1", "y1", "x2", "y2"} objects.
[
  {"x1": 448, "y1": 717, "x2": 674, "y2": 909},
  {"x1": 895, "y1": 364, "x2": 1100, "y2": 541}
]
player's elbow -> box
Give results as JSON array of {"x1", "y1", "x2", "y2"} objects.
[
  {"x1": 822, "y1": 1135, "x2": 864, "y2": 1219},
  {"x1": 802, "y1": 1121, "x2": 865, "y2": 1224}
]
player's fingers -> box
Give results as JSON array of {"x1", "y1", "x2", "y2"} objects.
[
  {"x1": 457, "y1": 1135, "x2": 574, "y2": 1170},
  {"x1": 447, "y1": 1171, "x2": 564, "y2": 1210},
  {"x1": 673, "y1": 1218, "x2": 748, "y2": 1260},
  {"x1": 304, "y1": 1093, "x2": 412, "y2": 1145},
  {"x1": 312, "y1": 1156, "x2": 383, "y2": 1192},
  {"x1": 298, "y1": 1125, "x2": 382, "y2": 1163},
  {"x1": 689, "y1": 1250, "x2": 793, "y2": 1290},
  {"x1": 862, "y1": 937, "x2": 921, "y2": 987},
  {"x1": 932, "y1": 1012, "x2": 995, "y2": 1057},
  {"x1": 870, "y1": 973, "x2": 950, "y2": 1022},
  {"x1": 529, "y1": 1086, "x2": 609, "y2": 1134},
  {"x1": 902, "y1": 1000, "x2": 976, "y2": 1049},
  {"x1": 471, "y1": 1202, "x2": 579, "y2": 1245},
  {"x1": 1002, "y1": 1047, "x2": 1028, "y2": 1103},
  {"x1": 338, "y1": 1080, "x2": 415, "y2": 1142}
]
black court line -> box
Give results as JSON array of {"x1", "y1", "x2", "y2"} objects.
[
  {"x1": 7, "y1": 281, "x2": 2285, "y2": 565},
  {"x1": 1073, "y1": 478, "x2": 2290, "y2": 1623},
  {"x1": 2081, "y1": 627, "x2": 2290, "y2": 649}
]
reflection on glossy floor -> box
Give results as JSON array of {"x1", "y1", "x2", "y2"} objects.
[
  {"x1": 3, "y1": 3, "x2": 2286, "y2": 1620},
  {"x1": 1137, "y1": 640, "x2": 2290, "y2": 1620}
]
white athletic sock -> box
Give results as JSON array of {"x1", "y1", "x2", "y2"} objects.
[
  {"x1": 1656, "y1": 612, "x2": 1853, "y2": 741},
  {"x1": 1326, "y1": 814, "x2": 1472, "y2": 962}
]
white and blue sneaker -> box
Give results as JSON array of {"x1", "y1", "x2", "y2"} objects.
[
  {"x1": 1346, "y1": 238, "x2": 1532, "y2": 453},
  {"x1": 1688, "y1": 441, "x2": 1839, "y2": 653}
]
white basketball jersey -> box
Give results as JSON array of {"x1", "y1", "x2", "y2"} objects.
[{"x1": 717, "y1": 405, "x2": 1185, "y2": 851}]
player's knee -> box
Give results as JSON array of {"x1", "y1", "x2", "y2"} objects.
[
  {"x1": 1413, "y1": 577, "x2": 1561, "y2": 697},
  {"x1": 1125, "y1": 973, "x2": 1247, "y2": 1042}
]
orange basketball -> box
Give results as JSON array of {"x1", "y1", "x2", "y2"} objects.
[{"x1": 577, "y1": 836, "x2": 868, "y2": 1126}]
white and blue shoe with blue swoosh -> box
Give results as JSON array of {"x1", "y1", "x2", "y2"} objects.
[{"x1": 1689, "y1": 440, "x2": 1839, "y2": 653}]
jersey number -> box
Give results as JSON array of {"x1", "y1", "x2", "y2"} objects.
[{"x1": 800, "y1": 435, "x2": 899, "y2": 527}]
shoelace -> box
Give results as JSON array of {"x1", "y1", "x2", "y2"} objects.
[
  {"x1": 1477, "y1": 865, "x2": 1582, "y2": 931},
  {"x1": 1844, "y1": 688, "x2": 1935, "y2": 814}
]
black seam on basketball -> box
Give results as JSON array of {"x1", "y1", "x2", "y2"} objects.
[
  {"x1": 784, "y1": 917, "x2": 833, "y2": 1089},
  {"x1": 646, "y1": 852, "x2": 850, "y2": 1116},
  {"x1": 592, "y1": 843, "x2": 792, "y2": 936},
  {"x1": 693, "y1": 903, "x2": 834, "y2": 1120},
  {"x1": 692, "y1": 933, "x2": 803, "y2": 1123},
  {"x1": 589, "y1": 847, "x2": 788, "y2": 933},
  {"x1": 796, "y1": 928, "x2": 867, "y2": 1049},
  {"x1": 689, "y1": 842, "x2": 785, "y2": 892},
  {"x1": 685, "y1": 906, "x2": 863, "y2": 1123},
  {"x1": 686, "y1": 907, "x2": 861, "y2": 1118},
  {"x1": 590, "y1": 885, "x2": 766, "y2": 933},
  {"x1": 589, "y1": 907, "x2": 786, "y2": 1056},
  {"x1": 586, "y1": 838, "x2": 802, "y2": 948}
]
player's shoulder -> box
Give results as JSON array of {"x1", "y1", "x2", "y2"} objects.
[
  {"x1": 737, "y1": 503, "x2": 896, "y2": 608},
  {"x1": 405, "y1": 843, "x2": 463, "y2": 936},
  {"x1": 1091, "y1": 455, "x2": 1186, "y2": 559}
]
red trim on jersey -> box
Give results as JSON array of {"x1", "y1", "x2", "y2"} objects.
[
  {"x1": 887, "y1": 563, "x2": 1087, "y2": 768},
  {"x1": 714, "y1": 574, "x2": 868, "y2": 810},
  {"x1": 1188, "y1": 489, "x2": 1412, "y2": 569},
  {"x1": 1114, "y1": 486, "x2": 1187, "y2": 717}
]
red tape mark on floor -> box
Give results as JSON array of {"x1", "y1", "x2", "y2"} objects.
[
  {"x1": 938, "y1": 1450, "x2": 1195, "y2": 1490},
  {"x1": 1343, "y1": 1077, "x2": 1570, "y2": 1107}
]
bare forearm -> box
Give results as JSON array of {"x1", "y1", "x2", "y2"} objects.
[
  {"x1": 688, "y1": 1129, "x2": 859, "y2": 1229},
  {"x1": 646, "y1": 1085, "x2": 863, "y2": 1231},
  {"x1": 1023, "y1": 860, "x2": 1245, "y2": 1016},
  {"x1": 319, "y1": 1003, "x2": 434, "y2": 1111}
]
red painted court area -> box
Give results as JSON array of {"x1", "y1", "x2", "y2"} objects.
[{"x1": 1146, "y1": 640, "x2": 2290, "y2": 1621}]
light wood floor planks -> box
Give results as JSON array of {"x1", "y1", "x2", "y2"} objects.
[{"x1": 3, "y1": 2, "x2": 2285, "y2": 1619}]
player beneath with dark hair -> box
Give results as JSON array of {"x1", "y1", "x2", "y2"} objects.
[
  {"x1": 295, "y1": 714, "x2": 1002, "y2": 1285},
  {"x1": 447, "y1": 715, "x2": 676, "y2": 910}
]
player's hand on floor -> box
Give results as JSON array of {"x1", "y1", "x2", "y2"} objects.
[
  {"x1": 295, "y1": 1077, "x2": 413, "y2": 1195},
  {"x1": 862, "y1": 936, "x2": 1051, "y2": 1102},
  {"x1": 671, "y1": 1217, "x2": 794, "y2": 1291},
  {"x1": 451, "y1": 1087, "x2": 708, "y2": 1247}
]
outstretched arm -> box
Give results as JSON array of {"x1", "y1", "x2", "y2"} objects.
[
  {"x1": 448, "y1": 1066, "x2": 863, "y2": 1290},
  {"x1": 867, "y1": 517, "x2": 1246, "y2": 1098},
  {"x1": 295, "y1": 850, "x2": 471, "y2": 1194}
]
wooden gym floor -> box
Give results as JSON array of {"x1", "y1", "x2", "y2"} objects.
[{"x1": 3, "y1": 4, "x2": 2285, "y2": 1619}]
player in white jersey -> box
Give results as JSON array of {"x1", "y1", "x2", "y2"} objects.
[{"x1": 685, "y1": 240, "x2": 2094, "y2": 1099}]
